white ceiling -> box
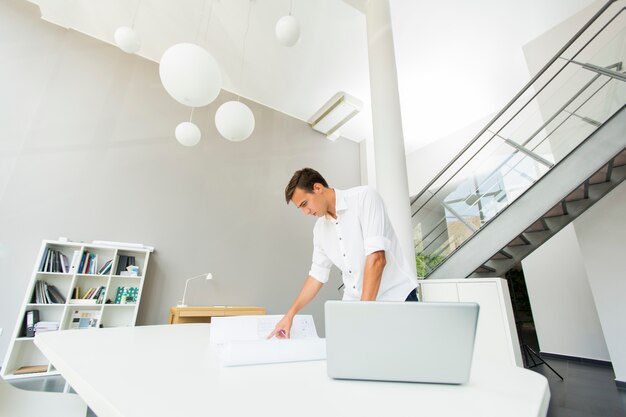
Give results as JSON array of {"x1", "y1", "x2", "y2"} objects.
[
  {"x1": 30, "y1": 0, "x2": 595, "y2": 155},
  {"x1": 31, "y1": 0, "x2": 372, "y2": 144}
]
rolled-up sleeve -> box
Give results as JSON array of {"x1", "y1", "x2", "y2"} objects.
[
  {"x1": 361, "y1": 187, "x2": 392, "y2": 256},
  {"x1": 309, "y1": 239, "x2": 332, "y2": 284}
]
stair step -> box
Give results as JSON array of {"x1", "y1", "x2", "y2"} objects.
[
  {"x1": 520, "y1": 230, "x2": 552, "y2": 246},
  {"x1": 524, "y1": 218, "x2": 549, "y2": 233},
  {"x1": 507, "y1": 235, "x2": 530, "y2": 246},
  {"x1": 588, "y1": 164, "x2": 610, "y2": 185},
  {"x1": 613, "y1": 149, "x2": 626, "y2": 167},
  {"x1": 565, "y1": 184, "x2": 586, "y2": 202},
  {"x1": 543, "y1": 215, "x2": 572, "y2": 231},
  {"x1": 489, "y1": 250, "x2": 513, "y2": 260},
  {"x1": 543, "y1": 201, "x2": 567, "y2": 218},
  {"x1": 474, "y1": 264, "x2": 496, "y2": 274}
]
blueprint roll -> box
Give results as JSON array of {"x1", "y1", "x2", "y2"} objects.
[{"x1": 218, "y1": 338, "x2": 327, "y2": 367}]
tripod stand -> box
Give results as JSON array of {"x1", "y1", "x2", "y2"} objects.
[
  {"x1": 516, "y1": 320, "x2": 563, "y2": 380},
  {"x1": 508, "y1": 272, "x2": 564, "y2": 380}
]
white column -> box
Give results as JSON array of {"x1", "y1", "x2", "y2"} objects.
[{"x1": 363, "y1": 0, "x2": 416, "y2": 275}]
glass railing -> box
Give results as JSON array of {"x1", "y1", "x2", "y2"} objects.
[{"x1": 412, "y1": 0, "x2": 626, "y2": 277}]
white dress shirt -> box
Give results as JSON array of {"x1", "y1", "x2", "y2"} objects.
[{"x1": 308, "y1": 186, "x2": 417, "y2": 301}]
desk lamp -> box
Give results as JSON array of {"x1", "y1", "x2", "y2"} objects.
[{"x1": 177, "y1": 273, "x2": 213, "y2": 307}]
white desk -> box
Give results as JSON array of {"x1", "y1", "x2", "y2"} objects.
[{"x1": 35, "y1": 324, "x2": 550, "y2": 417}]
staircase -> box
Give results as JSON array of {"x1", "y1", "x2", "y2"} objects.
[
  {"x1": 411, "y1": 0, "x2": 626, "y2": 280},
  {"x1": 473, "y1": 142, "x2": 626, "y2": 277}
]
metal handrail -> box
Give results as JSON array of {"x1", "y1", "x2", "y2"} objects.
[{"x1": 410, "y1": 0, "x2": 619, "y2": 208}]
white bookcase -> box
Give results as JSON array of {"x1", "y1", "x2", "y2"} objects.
[{"x1": 1, "y1": 239, "x2": 153, "y2": 380}]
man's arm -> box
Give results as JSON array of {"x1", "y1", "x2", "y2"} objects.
[
  {"x1": 361, "y1": 250, "x2": 386, "y2": 301},
  {"x1": 268, "y1": 276, "x2": 323, "y2": 339}
]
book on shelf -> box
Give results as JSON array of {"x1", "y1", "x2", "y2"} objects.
[
  {"x1": 69, "y1": 299, "x2": 98, "y2": 305},
  {"x1": 77, "y1": 252, "x2": 100, "y2": 274},
  {"x1": 34, "y1": 321, "x2": 59, "y2": 333},
  {"x1": 115, "y1": 255, "x2": 138, "y2": 275},
  {"x1": 72, "y1": 285, "x2": 106, "y2": 304},
  {"x1": 115, "y1": 286, "x2": 138, "y2": 304},
  {"x1": 32, "y1": 281, "x2": 66, "y2": 304},
  {"x1": 115, "y1": 255, "x2": 127, "y2": 275},
  {"x1": 38, "y1": 248, "x2": 48, "y2": 272},
  {"x1": 98, "y1": 259, "x2": 113, "y2": 275},
  {"x1": 14, "y1": 365, "x2": 48, "y2": 375},
  {"x1": 38, "y1": 248, "x2": 69, "y2": 273},
  {"x1": 47, "y1": 284, "x2": 66, "y2": 304},
  {"x1": 70, "y1": 309, "x2": 102, "y2": 330}
]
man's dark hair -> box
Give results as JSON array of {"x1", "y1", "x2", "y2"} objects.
[{"x1": 285, "y1": 168, "x2": 329, "y2": 204}]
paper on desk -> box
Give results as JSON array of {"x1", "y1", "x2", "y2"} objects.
[
  {"x1": 209, "y1": 315, "x2": 326, "y2": 367},
  {"x1": 209, "y1": 315, "x2": 318, "y2": 344},
  {"x1": 219, "y1": 338, "x2": 326, "y2": 367}
]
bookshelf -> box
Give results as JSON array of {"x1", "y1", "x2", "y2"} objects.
[{"x1": 1, "y1": 239, "x2": 153, "y2": 380}]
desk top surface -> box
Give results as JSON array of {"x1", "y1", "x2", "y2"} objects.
[
  {"x1": 36, "y1": 324, "x2": 549, "y2": 417},
  {"x1": 170, "y1": 305, "x2": 265, "y2": 312}
]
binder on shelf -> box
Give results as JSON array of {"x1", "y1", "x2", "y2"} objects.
[
  {"x1": 69, "y1": 250, "x2": 81, "y2": 274},
  {"x1": 116, "y1": 255, "x2": 128, "y2": 275},
  {"x1": 25, "y1": 310, "x2": 39, "y2": 337}
]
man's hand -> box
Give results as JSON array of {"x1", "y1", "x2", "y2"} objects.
[{"x1": 267, "y1": 315, "x2": 293, "y2": 339}]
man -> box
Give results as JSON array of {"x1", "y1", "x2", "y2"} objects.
[{"x1": 269, "y1": 168, "x2": 418, "y2": 339}]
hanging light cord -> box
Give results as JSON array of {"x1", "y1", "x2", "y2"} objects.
[
  {"x1": 238, "y1": 0, "x2": 253, "y2": 102},
  {"x1": 131, "y1": 0, "x2": 141, "y2": 29},
  {"x1": 194, "y1": 0, "x2": 214, "y2": 45},
  {"x1": 289, "y1": 0, "x2": 293, "y2": 16}
]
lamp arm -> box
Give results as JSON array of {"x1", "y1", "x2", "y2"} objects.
[{"x1": 180, "y1": 274, "x2": 210, "y2": 306}]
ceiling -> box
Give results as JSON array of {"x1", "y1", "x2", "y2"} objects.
[
  {"x1": 31, "y1": 0, "x2": 372, "y2": 144},
  {"x1": 30, "y1": 0, "x2": 596, "y2": 154}
]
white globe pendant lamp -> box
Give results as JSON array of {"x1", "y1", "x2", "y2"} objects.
[
  {"x1": 159, "y1": 43, "x2": 222, "y2": 108},
  {"x1": 114, "y1": 26, "x2": 141, "y2": 54},
  {"x1": 275, "y1": 15, "x2": 300, "y2": 47},
  {"x1": 215, "y1": 101, "x2": 255, "y2": 142},
  {"x1": 175, "y1": 121, "x2": 202, "y2": 147}
]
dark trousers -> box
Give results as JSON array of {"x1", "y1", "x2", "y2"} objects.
[{"x1": 405, "y1": 287, "x2": 419, "y2": 302}]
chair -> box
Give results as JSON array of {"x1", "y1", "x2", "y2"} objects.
[{"x1": 0, "y1": 376, "x2": 87, "y2": 417}]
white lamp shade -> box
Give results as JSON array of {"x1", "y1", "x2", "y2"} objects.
[
  {"x1": 215, "y1": 101, "x2": 255, "y2": 142},
  {"x1": 175, "y1": 122, "x2": 201, "y2": 146},
  {"x1": 159, "y1": 43, "x2": 222, "y2": 108},
  {"x1": 275, "y1": 15, "x2": 300, "y2": 47},
  {"x1": 114, "y1": 26, "x2": 141, "y2": 54}
]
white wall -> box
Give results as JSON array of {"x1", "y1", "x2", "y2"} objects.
[
  {"x1": 522, "y1": 225, "x2": 610, "y2": 360},
  {"x1": 0, "y1": 0, "x2": 360, "y2": 363},
  {"x1": 389, "y1": 0, "x2": 595, "y2": 154},
  {"x1": 405, "y1": 114, "x2": 493, "y2": 196},
  {"x1": 575, "y1": 181, "x2": 626, "y2": 382}
]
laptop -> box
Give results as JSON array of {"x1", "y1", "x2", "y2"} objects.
[{"x1": 325, "y1": 301, "x2": 479, "y2": 384}]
